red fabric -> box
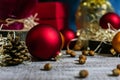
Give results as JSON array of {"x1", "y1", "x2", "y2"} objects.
[
  {"x1": 32, "y1": 2, "x2": 68, "y2": 19},
  {"x1": 38, "y1": 18, "x2": 68, "y2": 31}
]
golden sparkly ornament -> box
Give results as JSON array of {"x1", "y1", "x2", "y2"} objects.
[{"x1": 75, "y1": 0, "x2": 113, "y2": 44}]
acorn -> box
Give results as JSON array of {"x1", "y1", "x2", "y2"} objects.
[
  {"x1": 112, "y1": 69, "x2": 120, "y2": 76},
  {"x1": 79, "y1": 70, "x2": 89, "y2": 78},
  {"x1": 44, "y1": 63, "x2": 52, "y2": 71}
]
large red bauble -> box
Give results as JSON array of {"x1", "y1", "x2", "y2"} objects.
[
  {"x1": 26, "y1": 24, "x2": 62, "y2": 60},
  {"x1": 0, "y1": 0, "x2": 37, "y2": 19},
  {"x1": 61, "y1": 28, "x2": 76, "y2": 49},
  {"x1": 99, "y1": 12, "x2": 120, "y2": 29}
]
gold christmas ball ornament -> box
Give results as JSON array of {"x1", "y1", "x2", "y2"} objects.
[
  {"x1": 76, "y1": 0, "x2": 113, "y2": 29},
  {"x1": 112, "y1": 32, "x2": 120, "y2": 53}
]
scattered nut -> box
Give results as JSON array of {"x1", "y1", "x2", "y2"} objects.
[
  {"x1": 79, "y1": 59, "x2": 86, "y2": 64},
  {"x1": 112, "y1": 69, "x2": 120, "y2": 76},
  {"x1": 89, "y1": 50, "x2": 95, "y2": 56},
  {"x1": 74, "y1": 44, "x2": 81, "y2": 51},
  {"x1": 117, "y1": 64, "x2": 120, "y2": 70},
  {"x1": 44, "y1": 63, "x2": 52, "y2": 71},
  {"x1": 66, "y1": 49, "x2": 73, "y2": 55},
  {"x1": 79, "y1": 55, "x2": 87, "y2": 60},
  {"x1": 70, "y1": 51, "x2": 76, "y2": 57},
  {"x1": 82, "y1": 50, "x2": 89, "y2": 56},
  {"x1": 79, "y1": 70, "x2": 89, "y2": 78}
]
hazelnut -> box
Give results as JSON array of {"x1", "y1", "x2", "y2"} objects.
[
  {"x1": 79, "y1": 55, "x2": 87, "y2": 60},
  {"x1": 74, "y1": 45, "x2": 81, "y2": 51},
  {"x1": 117, "y1": 64, "x2": 120, "y2": 70},
  {"x1": 79, "y1": 70, "x2": 89, "y2": 78},
  {"x1": 70, "y1": 51, "x2": 76, "y2": 57},
  {"x1": 112, "y1": 69, "x2": 120, "y2": 76},
  {"x1": 66, "y1": 49, "x2": 73, "y2": 55},
  {"x1": 82, "y1": 50, "x2": 89, "y2": 56},
  {"x1": 89, "y1": 50, "x2": 95, "y2": 56},
  {"x1": 79, "y1": 59, "x2": 86, "y2": 64},
  {"x1": 44, "y1": 63, "x2": 52, "y2": 71}
]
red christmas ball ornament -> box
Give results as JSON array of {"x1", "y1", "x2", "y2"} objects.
[
  {"x1": 61, "y1": 28, "x2": 76, "y2": 49},
  {"x1": 26, "y1": 24, "x2": 62, "y2": 60},
  {"x1": 99, "y1": 12, "x2": 120, "y2": 29}
]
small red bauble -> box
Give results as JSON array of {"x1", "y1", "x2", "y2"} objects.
[
  {"x1": 99, "y1": 12, "x2": 120, "y2": 29},
  {"x1": 61, "y1": 28, "x2": 76, "y2": 49},
  {"x1": 26, "y1": 24, "x2": 62, "y2": 60}
]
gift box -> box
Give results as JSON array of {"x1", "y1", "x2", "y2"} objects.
[
  {"x1": 38, "y1": 19, "x2": 68, "y2": 31},
  {"x1": 32, "y1": 2, "x2": 68, "y2": 31}
]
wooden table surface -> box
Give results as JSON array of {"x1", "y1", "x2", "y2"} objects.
[{"x1": 0, "y1": 50, "x2": 120, "y2": 80}]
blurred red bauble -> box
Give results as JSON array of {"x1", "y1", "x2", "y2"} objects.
[
  {"x1": 26, "y1": 24, "x2": 62, "y2": 60},
  {"x1": 0, "y1": 0, "x2": 37, "y2": 19},
  {"x1": 2, "y1": 22, "x2": 24, "y2": 30},
  {"x1": 99, "y1": 12, "x2": 120, "y2": 29},
  {"x1": 61, "y1": 28, "x2": 76, "y2": 49}
]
